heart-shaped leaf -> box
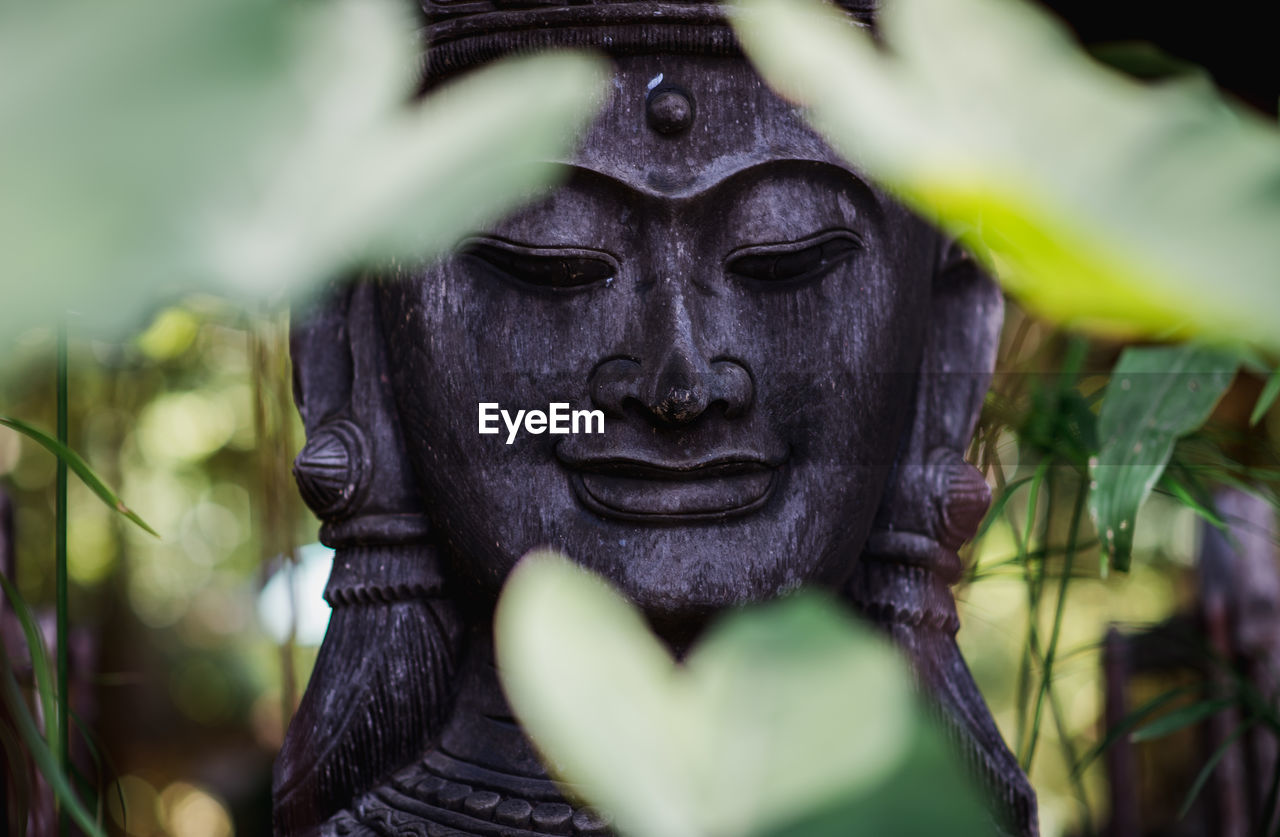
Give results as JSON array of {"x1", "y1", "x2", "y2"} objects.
[{"x1": 495, "y1": 550, "x2": 988, "y2": 837}]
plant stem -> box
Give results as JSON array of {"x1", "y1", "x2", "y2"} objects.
[
  {"x1": 1015, "y1": 459, "x2": 1050, "y2": 764},
  {"x1": 1265, "y1": 744, "x2": 1280, "y2": 837},
  {"x1": 1047, "y1": 672, "x2": 1094, "y2": 830},
  {"x1": 1024, "y1": 479, "x2": 1087, "y2": 771},
  {"x1": 56, "y1": 321, "x2": 70, "y2": 837}
]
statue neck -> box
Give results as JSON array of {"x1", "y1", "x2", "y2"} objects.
[
  {"x1": 331, "y1": 616, "x2": 619, "y2": 835},
  {"x1": 431, "y1": 621, "x2": 559, "y2": 792}
]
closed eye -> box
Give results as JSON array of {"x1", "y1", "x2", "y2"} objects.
[
  {"x1": 460, "y1": 236, "x2": 617, "y2": 291},
  {"x1": 725, "y1": 229, "x2": 862, "y2": 286}
]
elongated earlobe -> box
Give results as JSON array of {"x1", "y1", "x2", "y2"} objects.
[
  {"x1": 275, "y1": 281, "x2": 462, "y2": 834},
  {"x1": 849, "y1": 236, "x2": 1037, "y2": 837}
]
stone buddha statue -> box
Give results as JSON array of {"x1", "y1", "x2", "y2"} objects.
[{"x1": 275, "y1": 1, "x2": 1038, "y2": 835}]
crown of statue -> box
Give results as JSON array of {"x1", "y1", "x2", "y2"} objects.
[{"x1": 418, "y1": 0, "x2": 878, "y2": 80}]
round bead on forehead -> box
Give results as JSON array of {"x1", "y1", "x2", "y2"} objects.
[
  {"x1": 566, "y1": 55, "x2": 858, "y2": 201},
  {"x1": 646, "y1": 83, "x2": 695, "y2": 136}
]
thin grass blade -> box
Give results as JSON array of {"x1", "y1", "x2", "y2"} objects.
[
  {"x1": 974, "y1": 475, "x2": 1034, "y2": 543},
  {"x1": 0, "y1": 717, "x2": 33, "y2": 837},
  {"x1": 0, "y1": 573, "x2": 59, "y2": 756},
  {"x1": 1131, "y1": 696, "x2": 1235, "y2": 743},
  {"x1": 1159, "y1": 471, "x2": 1226, "y2": 529},
  {"x1": 0, "y1": 416, "x2": 158, "y2": 537},
  {"x1": 70, "y1": 708, "x2": 119, "y2": 827},
  {"x1": 1178, "y1": 718, "x2": 1254, "y2": 819},
  {"x1": 1252, "y1": 368, "x2": 1280, "y2": 426},
  {"x1": 1075, "y1": 683, "x2": 1200, "y2": 775},
  {"x1": 0, "y1": 647, "x2": 105, "y2": 837}
]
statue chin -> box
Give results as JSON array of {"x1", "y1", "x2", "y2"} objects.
[{"x1": 276, "y1": 14, "x2": 1039, "y2": 837}]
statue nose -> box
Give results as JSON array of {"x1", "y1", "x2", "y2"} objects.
[
  {"x1": 591, "y1": 279, "x2": 753, "y2": 426},
  {"x1": 590, "y1": 353, "x2": 753, "y2": 426},
  {"x1": 651, "y1": 347, "x2": 710, "y2": 424},
  {"x1": 655, "y1": 387, "x2": 703, "y2": 423}
]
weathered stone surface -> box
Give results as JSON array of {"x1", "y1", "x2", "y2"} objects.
[{"x1": 276, "y1": 3, "x2": 1037, "y2": 835}]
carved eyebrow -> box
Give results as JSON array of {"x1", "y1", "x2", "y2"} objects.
[
  {"x1": 703, "y1": 159, "x2": 883, "y2": 218},
  {"x1": 555, "y1": 159, "x2": 883, "y2": 218}
]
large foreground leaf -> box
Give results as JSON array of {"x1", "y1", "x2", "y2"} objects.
[
  {"x1": 1090, "y1": 345, "x2": 1236, "y2": 571},
  {"x1": 494, "y1": 551, "x2": 987, "y2": 837},
  {"x1": 730, "y1": 0, "x2": 1280, "y2": 348},
  {"x1": 0, "y1": 0, "x2": 604, "y2": 336}
]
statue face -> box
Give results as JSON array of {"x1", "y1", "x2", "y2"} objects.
[{"x1": 380, "y1": 55, "x2": 937, "y2": 620}]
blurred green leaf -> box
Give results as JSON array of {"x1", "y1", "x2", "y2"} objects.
[
  {"x1": 1089, "y1": 345, "x2": 1236, "y2": 571},
  {"x1": 1019, "y1": 384, "x2": 1098, "y2": 470},
  {"x1": 494, "y1": 550, "x2": 987, "y2": 837},
  {"x1": 0, "y1": 572, "x2": 59, "y2": 767},
  {"x1": 1074, "y1": 683, "x2": 1200, "y2": 776},
  {"x1": 1178, "y1": 719, "x2": 1254, "y2": 819},
  {"x1": 1251, "y1": 368, "x2": 1280, "y2": 426},
  {"x1": 1159, "y1": 468, "x2": 1227, "y2": 530},
  {"x1": 1, "y1": 416, "x2": 158, "y2": 537},
  {"x1": 974, "y1": 475, "x2": 1033, "y2": 544},
  {"x1": 1089, "y1": 41, "x2": 1214, "y2": 86},
  {"x1": 1130, "y1": 696, "x2": 1234, "y2": 743},
  {"x1": 0, "y1": 630, "x2": 104, "y2": 837},
  {"x1": 0, "y1": 0, "x2": 604, "y2": 336},
  {"x1": 730, "y1": 0, "x2": 1280, "y2": 348},
  {"x1": 69, "y1": 708, "x2": 119, "y2": 829}
]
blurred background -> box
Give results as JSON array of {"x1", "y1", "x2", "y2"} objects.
[
  {"x1": 2, "y1": 2, "x2": 1278, "y2": 836},
  {"x1": 5, "y1": 300, "x2": 1278, "y2": 837}
]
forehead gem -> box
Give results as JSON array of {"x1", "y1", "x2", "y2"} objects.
[{"x1": 645, "y1": 85, "x2": 695, "y2": 136}]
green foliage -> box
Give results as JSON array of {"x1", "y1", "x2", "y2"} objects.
[
  {"x1": 1089, "y1": 345, "x2": 1237, "y2": 571},
  {"x1": 1074, "y1": 639, "x2": 1280, "y2": 828},
  {"x1": 1073, "y1": 684, "x2": 1201, "y2": 777},
  {"x1": 1252, "y1": 368, "x2": 1280, "y2": 426},
  {"x1": 1177, "y1": 721, "x2": 1254, "y2": 820},
  {"x1": 0, "y1": 0, "x2": 599, "y2": 818},
  {"x1": 731, "y1": 0, "x2": 1277, "y2": 576},
  {"x1": 1088, "y1": 41, "x2": 1214, "y2": 85},
  {"x1": 0, "y1": 0, "x2": 604, "y2": 337},
  {"x1": 1129, "y1": 696, "x2": 1236, "y2": 743},
  {"x1": 0, "y1": 573, "x2": 59, "y2": 774},
  {"x1": 494, "y1": 551, "x2": 989, "y2": 837},
  {"x1": 0, "y1": 575, "x2": 104, "y2": 837},
  {"x1": 730, "y1": 0, "x2": 1280, "y2": 349},
  {"x1": 1, "y1": 0, "x2": 1275, "y2": 831},
  {"x1": 1018, "y1": 385, "x2": 1097, "y2": 471},
  {"x1": 0, "y1": 416, "x2": 157, "y2": 537}
]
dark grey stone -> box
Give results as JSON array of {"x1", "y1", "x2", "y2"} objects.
[{"x1": 274, "y1": 2, "x2": 1037, "y2": 836}]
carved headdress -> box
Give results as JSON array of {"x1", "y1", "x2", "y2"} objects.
[
  {"x1": 276, "y1": 2, "x2": 1037, "y2": 835},
  {"x1": 417, "y1": 1, "x2": 877, "y2": 82}
]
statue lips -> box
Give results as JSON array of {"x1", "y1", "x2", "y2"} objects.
[{"x1": 555, "y1": 450, "x2": 785, "y2": 522}]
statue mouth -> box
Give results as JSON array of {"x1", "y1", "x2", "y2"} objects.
[{"x1": 557, "y1": 453, "x2": 782, "y2": 522}]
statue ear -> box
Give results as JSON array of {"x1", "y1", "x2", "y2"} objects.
[
  {"x1": 290, "y1": 281, "x2": 433, "y2": 550},
  {"x1": 274, "y1": 281, "x2": 460, "y2": 834},
  {"x1": 849, "y1": 239, "x2": 1039, "y2": 836},
  {"x1": 867, "y1": 237, "x2": 1001, "y2": 569}
]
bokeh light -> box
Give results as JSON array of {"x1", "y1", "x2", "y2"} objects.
[{"x1": 160, "y1": 782, "x2": 235, "y2": 837}]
